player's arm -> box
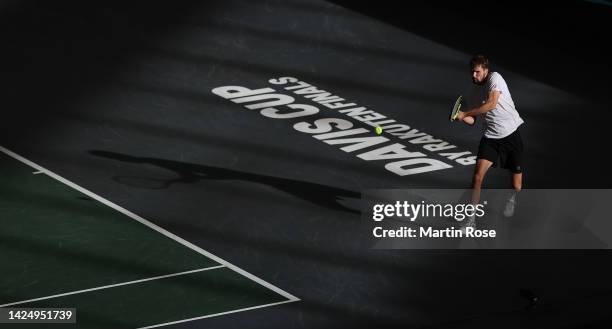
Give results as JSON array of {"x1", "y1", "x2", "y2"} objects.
[{"x1": 457, "y1": 90, "x2": 500, "y2": 120}]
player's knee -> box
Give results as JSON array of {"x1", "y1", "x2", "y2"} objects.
[{"x1": 472, "y1": 173, "x2": 484, "y2": 187}]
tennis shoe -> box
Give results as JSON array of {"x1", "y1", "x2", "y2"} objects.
[{"x1": 458, "y1": 214, "x2": 476, "y2": 234}]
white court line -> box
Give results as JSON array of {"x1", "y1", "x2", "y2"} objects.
[
  {"x1": 137, "y1": 299, "x2": 296, "y2": 329},
  {"x1": 0, "y1": 146, "x2": 299, "y2": 310},
  {"x1": 0, "y1": 145, "x2": 298, "y2": 301},
  {"x1": 0, "y1": 266, "x2": 224, "y2": 308}
]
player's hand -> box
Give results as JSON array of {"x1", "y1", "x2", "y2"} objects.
[
  {"x1": 456, "y1": 111, "x2": 466, "y2": 121},
  {"x1": 462, "y1": 115, "x2": 475, "y2": 125}
]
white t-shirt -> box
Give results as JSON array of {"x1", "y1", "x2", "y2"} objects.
[{"x1": 468, "y1": 72, "x2": 524, "y2": 139}]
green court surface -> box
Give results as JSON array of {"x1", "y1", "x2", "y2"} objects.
[{"x1": 0, "y1": 147, "x2": 296, "y2": 328}]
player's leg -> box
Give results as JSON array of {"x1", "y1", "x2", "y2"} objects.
[
  {"x1": 460, "y1": 158, "x2": 493, "y2": 231},
  {"x1": 504, "y1": 130, "x2": 524, "y2": 217},
  {"x1": 512, "y1": 172, "x2": 522, "y2": 192},
  {"x1": 471, "y1": 158, "x2": 493, "y2": 204},
  {"x1": 504, "y1": 172, "x2": 522, "y2": 217},
  {"x1": 461, "y1": 137, "x2": 496, "y2": 230},
  {"x1": 473, "y1": 136, "x2": 497, "y2": 204}
]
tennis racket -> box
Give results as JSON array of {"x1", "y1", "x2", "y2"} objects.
[{"x1": 450, "y1": 95, "x2": 463, "y2": 121}]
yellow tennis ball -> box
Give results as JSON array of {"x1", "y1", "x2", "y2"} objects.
[{"x1": 375, "y1": 126, "x2": 383, "y2": 135}]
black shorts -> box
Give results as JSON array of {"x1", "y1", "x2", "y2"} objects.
[{"x1": 477, "y1": 128, "x2": 524, "y2": 173}]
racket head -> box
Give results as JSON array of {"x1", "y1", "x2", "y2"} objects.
[{"x1": 450, "y1": 95, "x2": 463, "y2": 121}]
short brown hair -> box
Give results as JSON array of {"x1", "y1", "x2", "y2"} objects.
[{"x1": 470, "y1": 54, "x2": 490, "y2": 70}]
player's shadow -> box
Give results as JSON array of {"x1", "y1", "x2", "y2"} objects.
[{"x1": 89, "y1": 150, "x2": 360, "y2": 214}]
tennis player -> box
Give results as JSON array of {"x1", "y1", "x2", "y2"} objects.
[{"x1": 455, "y1": 54, "x2": 525, "y2": 227}]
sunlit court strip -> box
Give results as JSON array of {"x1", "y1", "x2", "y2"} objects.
[{"x1": 0, "y1": 145, "x2": 300, "y2": 324}]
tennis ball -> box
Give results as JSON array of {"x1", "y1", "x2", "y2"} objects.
[{"x1": 375, "y1": 126, "x2": 383, "y2": 135}]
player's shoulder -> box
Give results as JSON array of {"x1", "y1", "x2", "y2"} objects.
[
  {"x1": 489, "y1": 71, "x2": 504, "y2": 81},
  {"x1": 487, "y1": 71, "x2": 507, "y2": 87}
]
